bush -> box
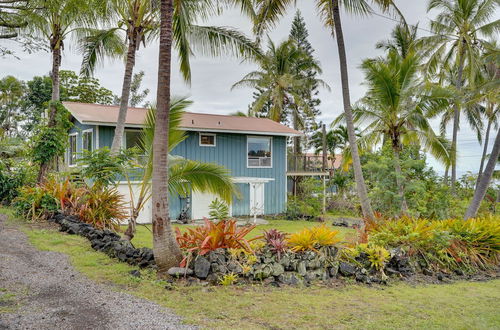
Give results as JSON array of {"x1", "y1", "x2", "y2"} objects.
[
  {"x1": 363, "y1": 216, "x2": 500, "y2": 273},
  {"x1": 175, "y1": 218, "x2": 260, "y2": 256},
  {"x1": 13, "y1": 186, "x2": 58, "y2": 221},
  {"x1": 285, "y1": 195, "x2": 322, "y2": 220},
  {"x1": 13, "y1": 175, "x2": 128, "y2": 230},
  {"x1": 208, "y1": 198, "x2": 230, "y2": 220},
  {"x1": 288, "y1": 225, "x2": 340, "y2": 252},
  {"x1": 0, "y1": 166, "x2": 35, "y2": 205},
  {"x1": 263, "y1": 229, "x2": 288, "y2": 258},
  {"x1": 77, "y1": 187, "x2": 129, "y2": 230}
]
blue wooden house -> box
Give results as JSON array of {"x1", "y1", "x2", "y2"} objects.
[{"x1": 63, "y1": 102, "x2": 301, "y2": 223}]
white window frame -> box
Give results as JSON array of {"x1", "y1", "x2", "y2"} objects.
[
  {"x1": 247, "y1": 136, "x2": 273, "y2": 168},
  {"x1": 68, "y1": 133, "x2": 78, "y2": 167},
  {"x1": 199, "y1": 133, "x2": 216, "y2": 147},
  {"x1": 82, "y1": 129, "x2": 93, "y2": 152}
]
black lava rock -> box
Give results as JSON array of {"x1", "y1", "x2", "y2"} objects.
[
  {"x1": 194, "y1": 256, "x2": 211, "y2": 279},
  {"x1": 339, "y1": 262, "x2": 357, "y2": 277}
]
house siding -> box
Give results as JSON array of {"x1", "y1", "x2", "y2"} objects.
[
  {"x1": 71, "y1": 125, "x2": 288, "y2": 217},
  {"x1": 170, "y1": 132, "x2": 287, "y2": 215}
]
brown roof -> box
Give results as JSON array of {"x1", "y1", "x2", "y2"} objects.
[{"x1": 63, "y1": 101, "x2": 302, "y2": 136}]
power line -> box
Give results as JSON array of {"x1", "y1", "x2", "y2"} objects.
[{"x1": 370, "y1": 12, "x2": 437, "y2": 35}]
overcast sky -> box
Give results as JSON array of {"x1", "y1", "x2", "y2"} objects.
[{"x1": 1, "y1": 0, "x2": 498, "y2": 176}]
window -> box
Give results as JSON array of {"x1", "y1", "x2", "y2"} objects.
[
  {"x1": 68, "y1": 134, "x2": 77, "y2": 166},
  {"x1": 199, "y1": 133, "x2": 216, "y2": 147},
  {"x1": 82, "y1": 130, "x2": 93, "y2": 152},
  {"x1": 125, "y1": 130, "x2": 142, "y2": 149},
  {"x1": 247, "y1": 136, "x2": 272, "y2": 168}
]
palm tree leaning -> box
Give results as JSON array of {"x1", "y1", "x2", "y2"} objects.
[
  {"x1": 25, "y1": 0, "x2": 103, "y2": 183},
  {"x1": 79, "y1": 0, "x2": 262, "y2": 155},
  {"x1": 465, "y1": 125, "x2": 500, "y2": 219},
  {"x1": 253, "y1": 0, "x2": 405, "y2": 220},
  {"x1": 350, "y1": 49, "x2": 451, "y2": 215},
  {"x1": 473, "y1": 42, "x2": 499, "y2": 187},
  {"x1": 421, "y1": 0, "x2": 499, "y2": 193},
  {"x1": 122, "y1": 98, "x2": 238, "y2": 241}
]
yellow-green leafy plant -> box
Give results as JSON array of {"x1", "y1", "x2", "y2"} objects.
[
  {"x1": 311, "y1": 226, "x2": 340, "y2": 247},
  {"x1": 288, "y1": 225, "x2": 341, "y2": 252},
  {"x1": 219, "y1": 272, "x2": 238, "y2": 286}
]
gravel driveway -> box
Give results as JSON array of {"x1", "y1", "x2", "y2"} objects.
[{"x1": 0, "y1": 214, "x2": 195, "y2": 330}]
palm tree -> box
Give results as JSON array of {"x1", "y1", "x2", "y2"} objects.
[
  {"x1": 25, "y1": 0, "x2": 104, "y2": 182},
  {"x1": 150, "y1": 0, "x2": 177, "y2": 275},
  {"x1": 252, "y1": 0, "x2": 405, "y2": 220},
  {"x1": 473, "y1": 42, "x2": 499, "y2": 186},
  {"x1": 233, "y1": 39, "x2": 329, "y2": 172},
  {"x1": 79, "y1": 0, "x2": 261, "y2": 155},
  {"x1": 233, "y1": 39, "x2": 326, "y2": 123},
  {"x1": 465, "y1": 126, "x2": 500, "y2": 219},
  {"x1": 350, "y1": 50, "x2": 451, "y2": 214},
  {"x1": 421, "y1": 0, "x2": 499, "y2": 193},
  {"x1": 122, "y1": 98, "x2": 238, "y2": 241}
]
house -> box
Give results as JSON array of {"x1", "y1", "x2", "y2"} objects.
[{"x1": 62, "y1": 101, "x2": 301, "y2": 223}]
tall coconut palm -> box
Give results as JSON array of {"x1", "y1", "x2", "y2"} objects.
[
  {"x1": 252, "y1": 0, "x2": 405, "y2": 220},
  {"x1": 421, "y1": 0, "x2": 499, "y2": 193},
  {"x1": 233, "y1": 39, "x2": 327, "y2": 123},
  {"x1": 79, "y1": 0, "x2": 261, "y2": 155},
  {"x1": 349, "y1": 50, "x2": 452, "y2": 214},
  {"x1": 465, "y1": 125, "x2": 500, "y2": 218},
  {"x1": 24, "y1": 0, "x2": 104, "y2": 182},
  {"x1": 150, "y1": 0, "x2": 177, "y2": 275},
  {"x1": 233, "y1": 38, "x2": 329, "y2": 175},
  {"x1": 473, "y1": 42, "x2": 499, "y2": 186},
  {"x1": 123, "y1": 98, "x2": 238, "y2": 241}
]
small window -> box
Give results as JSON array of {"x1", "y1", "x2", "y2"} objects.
[
  {"x1": 199, "y1": 133, "x2": 216, "y2": 147},
  {"x1": 82, "y1": 130, "x2": 93, "y2": 152},
  {"x1": 68, "y1": 134, "x2": 77, "y2": 166},
  {"x1": 247, "y1": 136, "x2": 272, "y2": 168},
  {"x1": 125, "y1": 130, "x2": 142, "y2": 149}
]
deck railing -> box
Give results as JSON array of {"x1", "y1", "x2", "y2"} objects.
[{"x1": 287, "y1": 154, "x2": 330, "y2": 174}]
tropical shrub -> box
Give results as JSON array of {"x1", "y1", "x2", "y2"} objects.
[
  {"x1": 364, "y1": 216, "x2": 500, "y2": 272},
  {"x1": 78, "y1": 147, "x2": 134, "y2": 189},
  {"x1": 41, "y1": 176, "x2": 86, "y2": 214},
  {"x1": 208, "y1": 198, "x2": 230, "y2": 220},
  {"x1": 13, "y1": 186, "x2": 58, "y2": 221},
  {"x1": 0, "y1": 167, "x2": 35, "y2": 205},
  {"x1": 288, "y1": 225, "x2": 340, "y2": 252},
  {"x1": 76, "y1": 187, "x2": 128, "y2": 230},
  {"x1": 263, "y1": 229, "x2": 288, "y2": 258},
  {"x1": 347, "y1": 243, "x2": 390, "y2": 271},
  {"x1": 285, "y1": 195, "x2": 322, "y2": 220},
  {"x1": 175, "y1": 218, "x2": 260, "y2": 256}
]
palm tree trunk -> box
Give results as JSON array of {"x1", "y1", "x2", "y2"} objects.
[
  {"x1": 37, "y1": 45, "x2": 61, "y2": 183},
  {"x1": 110, "y1": 38, "x2": 137, "y2": 154},
  {"x1": 450, "y1": 46, "x2": 466, "y2": 194},
  {"x1": 475, "y1": 117, "x2": 491, "y2": 188},
  {"x1": 392, "y1": 147, "x2": 409, "y2": 215},
  {"x1": 464, "y1": 127, "x2": 500, "y2": 219},
  {"x1": 331, "y1": 0, "x2": 374, "y2": 220},
  {"x1": 152, "y1": 0, "x2": 183, "y2": 277}
]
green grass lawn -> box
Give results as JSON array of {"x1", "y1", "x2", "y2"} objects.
[
  {"x1": 3, "y1": 208, "x2": 499, "y2": 329},
  {"x1": 129, "y1": 219, "x2": 355, "y2": 249}
]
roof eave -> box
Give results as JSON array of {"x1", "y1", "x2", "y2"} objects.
[{"x1": 79, "y1": 121, "x2": 303, "y2": 137}]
